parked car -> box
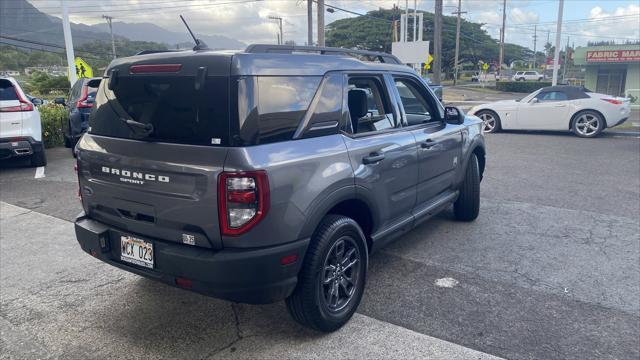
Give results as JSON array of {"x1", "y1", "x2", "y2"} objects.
[
  {"x1": 468, "y1": 85, "x2": 631, "y2": 138},
  {"x1": 73, "y1": 45, "x2": 486, "y2": 332},
  {"x1": 0, "y1": 77, "x2": 46, "y2": 166},
  {"x1": 471, "y1": 72, "x2": 496, "y2": 82},
  {"x1": 55, "y1": 77, "x2": 101, "y2": 150},
  {"x1": 512, "y1": 71, "x2": 544, "y2": 81}
]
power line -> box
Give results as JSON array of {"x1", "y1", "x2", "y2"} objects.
[{"x1": 0, "y1": 35, "x2": 114, "y2": 58}]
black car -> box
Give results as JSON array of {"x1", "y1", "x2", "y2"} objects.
[{"x1": 55, "y1": 77, "x2": 101, "y2": 149}]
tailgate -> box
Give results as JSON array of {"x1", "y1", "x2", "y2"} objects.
[
  {"x1": 78, "y1": 134, "x2": 227, "y2": 249},
  {"x1": 77, "y1": 51, "x2": 233, "y2": 249}
]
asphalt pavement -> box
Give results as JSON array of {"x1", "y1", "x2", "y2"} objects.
[{"x1": 1, "y1": 129, "x2": 639, "y2": 359}]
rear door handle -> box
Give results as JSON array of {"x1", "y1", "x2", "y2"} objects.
[
  {"x1": 554, "y1": 104, "x2": 566, "y2": 107},
  {"x1": 363, "y1": 152, "x2": 385, "y2": 164},
  {"x1": 420, "y1": 139, "x2": 436, "y2": 149}
]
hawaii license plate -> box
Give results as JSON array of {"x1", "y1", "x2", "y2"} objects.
[{"x1": 120, "y1": 235, "x2": 154, "y2": 269}]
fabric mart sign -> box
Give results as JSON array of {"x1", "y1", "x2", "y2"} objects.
[{"x1": 586, "y1": 50, "x2": 640, "y2": 63}]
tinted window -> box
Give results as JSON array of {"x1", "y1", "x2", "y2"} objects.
[
  {"x1": 536, "y1": 91, "x2": 568, "y2": 101},
  {"x1": 301, "y1": 73, "x2": 342, "y2": 137},
  {"x1": 394, "y1": 78, "x2": 438, "y2": 125},
  {"x1": 0, "y1": 80, "x2": 18, "y2": 101},
  {"x1": 525, "y1": 72, "x2": 536, "y2": 75},
  {"x1": 238, "y1": 76, "x2": 321, "y2": 145},
  {"x1": 89, "y1": 75, "x2": 230, "y2": 146},
  {"x1": 347, "y1": 76, "x2": 394, "y2": 134},
  {"x1": 86, "y1": 83, "x2": 99, "y2": 103}
]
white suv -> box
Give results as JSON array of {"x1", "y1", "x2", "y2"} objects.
[
  {"x1": 0, "y1": 77, "x2": 46, "y2": 166},
  {"x1": 512, "y1": 71, "x2": 544, "y2": 82}
]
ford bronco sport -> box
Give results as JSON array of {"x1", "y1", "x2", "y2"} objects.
[{"x1": 74, "y1": 44, "x2": 486, "y2": 332}]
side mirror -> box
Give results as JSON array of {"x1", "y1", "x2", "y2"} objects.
[
  {"x1": 530, "y1": 98, "x2": 539, "y2": 104},
  {"x1": 444, "y1": 106, "x2": 464, "y2": 125},
  {"x1": 54, "y1": 97, "x2": 66, "y2": 105}
]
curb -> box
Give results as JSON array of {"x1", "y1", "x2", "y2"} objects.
[{"x1": 604, "y1": 130, "x2": 640, "y2": 137}]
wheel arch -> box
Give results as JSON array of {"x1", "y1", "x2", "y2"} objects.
[
  {"x1": 569, "y1": 108, "x2": 607, "y2": 130},
  {"x1": 298, "y1": 187, "x2": 378, "y2": 252}
]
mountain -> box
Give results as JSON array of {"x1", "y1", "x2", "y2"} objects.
[
  {"x1": 0, "y1": 0, "x2": 245, "y2": 51},
  {"x1": 85, "y1": 22, "x2": 245, "y2": 50}
]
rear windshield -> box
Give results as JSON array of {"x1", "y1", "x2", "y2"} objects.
[
  {"x1": 0, "y1": 80, "x2": 18, "y2": 101},
  {"x1": 89, "y1": 75, "x2": 229, "y2": 146}
]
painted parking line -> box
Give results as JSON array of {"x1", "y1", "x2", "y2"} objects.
[{"x1": 34, "y1": 166, "x2": 45, "y2": 179}]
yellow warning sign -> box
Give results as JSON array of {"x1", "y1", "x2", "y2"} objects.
[
  {"x1": 74, "y1": 57, "x2": 93, "y2": 78},
  {"x1": 423, "y1": 54, "x2": 433, "y2": 70},
  {"x1": 482, "y1": 63, "x2": 489, "y2": 71}
]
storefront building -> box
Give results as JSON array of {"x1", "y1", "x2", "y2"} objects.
[{"x1": 573, "y1": 44, "x2": 640, "y2": 104}]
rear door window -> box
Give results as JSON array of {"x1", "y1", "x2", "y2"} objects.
[
  {"x1": 346, "y1": 76, "x2": 395, "y2": 134},
  {"x1": 89, "y1": 75, "x2": 230, "y2": 146}
]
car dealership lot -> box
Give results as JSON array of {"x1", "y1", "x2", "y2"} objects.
[{"x1": 1, "y1": 133, "x2": 639, "y2": 359}]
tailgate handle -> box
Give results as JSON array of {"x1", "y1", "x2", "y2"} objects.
[
  {"x1": 195, "y1": 66, "x2": 207, "y2": 91},
  {"x1": 117, "y1": 209, "x2": 155, "y2": 223}
]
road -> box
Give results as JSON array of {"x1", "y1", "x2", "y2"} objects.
[{"x1": 1, "y1": 131, "x2": 639, "y2": 359}]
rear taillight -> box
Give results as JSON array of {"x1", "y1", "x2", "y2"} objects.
[
  {"x1": 602, "y1": 98, "x2": 623, "y2": 105},
  {"x1": 0, "y1": 87, "x2": 33, "y2": 112},
  {"x1": 75, "y1": 85, "x2": 93, "y2": 108},
  {"x1": 218, "y1": 171, "x2": 269, "y2": 236},
  {"x1": 74, "y1": 162, "x2": 82, "y2": 201}
]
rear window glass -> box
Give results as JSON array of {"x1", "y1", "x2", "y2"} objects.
[
  {"x1": 89, "y1": 75, "x2": 229, "y2": 146},
  {"x1": 237, "y1": 76, "x2": 321, "y2": 145},
  {"x1": 0, "y1": 80, "x2": 18, "y2": 101}
]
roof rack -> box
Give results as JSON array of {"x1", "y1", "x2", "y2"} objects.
[{"x1": 245, "y1": 44, "x2": 402, "y2": 64}]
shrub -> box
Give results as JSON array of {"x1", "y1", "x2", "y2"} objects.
[
  {"x1": 496, "y1": 81, "x2": 552, "y2": 93},
  {"x1": 38, "y1": 104, "x2": 68, "y2": 148}
]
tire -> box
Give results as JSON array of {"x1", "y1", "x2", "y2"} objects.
[
  {"x1": 571, "y1": 110, "x2": 604, "y2": 138},
  {"x1": 476, "y1": 110, "x2": 501, "y2": 133},
  {"x1": 454, "y1": 153, "x2": 480, "y2": 221},
  {"x1": 64, "y1": 133, "x2": 72, "y2": 148},
  {"x1": 286, "y1": 215, "x2": 368, "y2": 332},
  {"x1": 30, "y1": 147, "x2": 47, "y2": 167}
]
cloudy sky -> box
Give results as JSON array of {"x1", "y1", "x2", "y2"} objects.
[{"x1": 27, "y1": 0, "x2": 640, "y2": 49}]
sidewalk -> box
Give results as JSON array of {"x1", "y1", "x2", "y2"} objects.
[{"x1": 0, "y1": 202, "x2": 502, "y2": 360}]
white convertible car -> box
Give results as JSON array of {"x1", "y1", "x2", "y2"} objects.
[{"x1": 468, "y1": 86, "x2": 631, "y2": 138}]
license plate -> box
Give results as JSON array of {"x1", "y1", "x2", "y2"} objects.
[{"x1": 120, "y1": 235, "x2": 154, "y2": 269}]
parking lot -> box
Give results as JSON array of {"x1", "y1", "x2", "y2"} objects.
[{"x1": 1, "y1": 129, "x2": 639, "y2": 359}]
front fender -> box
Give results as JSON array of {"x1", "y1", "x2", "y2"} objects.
[{"x1": 455, "y1": 117, "x2": 485, "y2": 186}]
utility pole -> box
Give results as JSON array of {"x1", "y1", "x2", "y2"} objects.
[
  {"x1": 269, "y1": 16, "x2": 283, "y2": 45},
  {"x1": 452, "y1": 0, "x2": 466, "y2": 85},
  {"x1": 413, "y1": 0, "x2": 417, "y2": 42},
  {"x1": 562, "y1": 36, "x2": 569, "y2": 82},
  {"x1": 307, "y1": 0, "x2": 313, "y2": 46},
  {"x1": 102, "y1": 15, "x2": 116, "y2": 59},
  {"x1": 552, "y1": 0, "x2": 564, "y2": 86},
  {"x1": 498, "y1": 0, "x2": 506, "y2": 77},
  {"x1": 317, "y1": 0, "x2": 325, "y2": 46},
  {"x1": 61, "y1": 0, "x2": 76, "y2": 86},
  {"x1": 433, "y1": 0, "x2": 442, "y2": 83},
  {"x1": 532, "y1": 24, "x2": 537, "y2": 69},
  {"x1": 404, "y1": 0, "x2": 409, "y2": 41}
]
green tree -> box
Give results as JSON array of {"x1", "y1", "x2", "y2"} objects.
[{"x1": 325, "y1": 8, "x2": 533, "y2": 77}]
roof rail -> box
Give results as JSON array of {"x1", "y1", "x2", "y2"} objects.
[{"x1": 244, "y1": 44, "x2": 402, "y2": 64}]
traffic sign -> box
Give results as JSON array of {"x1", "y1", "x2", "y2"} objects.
[
  {"x1": 482, "y1": 63, "x2": 489, "y2": 71},
  {"x1": 74, "y1": 57, "x2": 93, "y2": 78},
  {"x1": 426, "y1": 54, "x2": 433, "y2": 65}
]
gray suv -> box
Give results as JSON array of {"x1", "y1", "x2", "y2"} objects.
[{"x1": 74, "y1": 45, "x2": 486, "y2": 332}]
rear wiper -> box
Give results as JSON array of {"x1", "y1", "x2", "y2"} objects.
[{"x1": 120, "y1": 118, "x2": 153, "y2": 135}]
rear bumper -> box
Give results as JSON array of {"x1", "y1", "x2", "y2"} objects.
[
  {"x1": 608, "y1": 117, "x2": 629, "y2": 128},
  {"x1": 0, "y1": 137, "x2": 42, "y2": 160},
  {"x1": 74, "y1": 215, "x2": 309, "y2": 304}
]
